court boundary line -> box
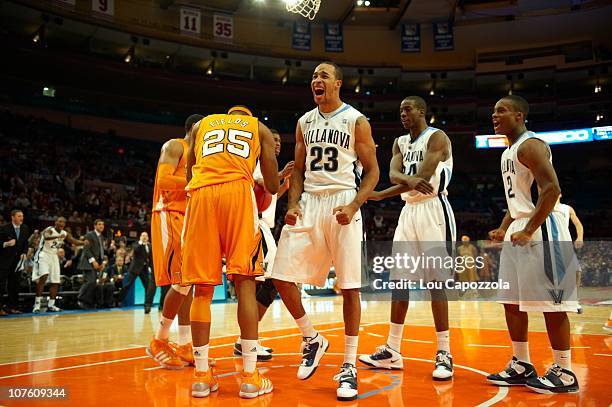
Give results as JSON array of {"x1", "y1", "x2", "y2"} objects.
[
  {"x1": 0, "y1": 319, "x2": 357, "y2": 367},
  {"x1": 2, "y1": 318, "x2": 608, "y2": 367},
  {"x1": 0, "y1": 322, "x2": 379, "y2": 379}
]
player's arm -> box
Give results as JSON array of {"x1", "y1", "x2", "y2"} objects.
[
  {"x1": 285, "y1": 122, "x2": 306, "y2": 225},
  {"x1": 277, "y1": 177, "x2": 290, "y2": 198},
  {"x1": 373, "y1": 131, "x2": 447, "y2": 200},
  {"x1": 157, "y1": 139, "x2": 187, "y2": 190},
  {"x1": 65, "y1": 232, "x2": 85, "y2": 246},
  {"x1": 43, "y1": 228, "x2": 61, "y2": 240},
  {"x1": 334, "y1": 116, "x2": 379, "y2": 225},
  {"x1": 288, "y1": 123, "x2": 306, "y2": 209},
  {"x1": 186, "y1": 121, "x2": 200, "y2": 184},
  {"x1": 512, "y1": 139, "x2": 561, "y2": 245},
  {"x1": 352, "y1": 116, "x2": 379, "y2": 207},
  {"x1": 258, "y1": 122, "x2": 280, "y2": 194},
  {"x1": 489, "y1": 210, "x2": 514, "y2": 241},
  {"x1": 569, "y1": 206, "x2": 584, "y2": 246}
]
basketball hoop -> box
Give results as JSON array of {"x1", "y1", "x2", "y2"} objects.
[{"x1": 285, "y1": 0, "x2": 321, "y2": 21}]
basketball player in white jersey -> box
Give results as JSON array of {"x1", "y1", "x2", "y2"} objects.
[
  {"x1": 234, "y1": 128, "x2": 294, "y2": 360},
  {"x1": 32, "y1": 216, "x2": 84, "y2": 312},
  {"x1": 487, "y1": 95, "x2": 579, "y2": 394},
  {"x1": 271, "y1": 61, "x2": 379, "y2": 401},
  {"x1": 554, "y1": 196, "x2": 585, "y2": 312},
  {"x1": 552, "y1": 196, "x2": 584, "y2": 249},
  {"x1": 359, "y1": 96, "x2": 455, "y2": 380}
]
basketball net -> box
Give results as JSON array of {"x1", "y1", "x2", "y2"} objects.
[{"x1": 285, "y1": 0, "x2": 321, "y2": 21}]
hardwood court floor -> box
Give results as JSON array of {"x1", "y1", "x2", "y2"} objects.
[{"x1": 1, "y1": 298, "x2": 610, "y2": 406}]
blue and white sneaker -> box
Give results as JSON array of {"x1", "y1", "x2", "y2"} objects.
[
  {"x1": 359, "y1": 344, "x2": 403, "y2": 370},
  {"x1": 297, "y1": 333, "x2": 329, "y2": 380},
  {"x1": 487, "y1": 357, "x2": 537, "y2": 386},
  {"x1": 334, "y1": 363, "x2": 358, "y2": 401},
  {"x1": 526, "y1": 364, "x2": 579, "y2": 394}
]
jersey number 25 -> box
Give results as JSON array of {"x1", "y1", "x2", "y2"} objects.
[{"x1": 202, "y1": 129, "x2": 252, "y2": 158}]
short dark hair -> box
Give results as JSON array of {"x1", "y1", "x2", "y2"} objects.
[
  {"x1": 402, "y1": 96, "x2": 427, "y2": 113},
  {"x1": 94, "y1": 219, "x2": 104, "y2": 225},
  {"x1": 10, "y1": 209, "x2": 23, "y2": 217},
  {"x1": 185, "y1": 114, "x2": 204, "y2": 132},
  {"x1": 56, "y1": 216, "x2": 66, "y2": 222},
  {"x1": 319, "y1": 61, "x2": 343, "y2": 81},
  {"x1": 502, "y1": 95, "x2": 529, "y2": 118},
  {"x1": 269, "y1": 128, "x2": 280, "y2": 135}
]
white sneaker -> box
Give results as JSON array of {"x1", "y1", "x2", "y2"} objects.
[
  {"x1": 432, "y1": 350, "x2": 453, "y2": 381},
  {"x1": 359, "y1": 344, "x2": 403, "y2": 370},
  {"x1": 334, "y1": 363, "x2": 358, "y2": 401},
  {"x1": 32, "y1": 305, "x2": 41, "y2": 313},
  {"x1": 297, "y1": 334, "x2": 329, "y2": 380},
  {"x1": 47, "y1": 305, "x2": 62, "y2": 312},
  {"x1": 233, "y1": 342, "x2": 272, "y2": 361}
]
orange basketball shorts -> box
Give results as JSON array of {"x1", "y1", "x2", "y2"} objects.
[
  {"x1": 151, "y1": 210, "x2": 184, "y2": 286},
  {"x1": 181, "y1": 179, "x2": 263, "y2": 286}
]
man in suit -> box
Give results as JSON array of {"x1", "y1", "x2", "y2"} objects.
[
  {"x1": 77, "y1": 219, "x2": 106, "y2": 309},
  {"x1": 97, "y1": 255, "x2": 128, "y2": 308},
  {"x1": 0, "y1": 209, "x2": 31, "y2": 315},
  {"x1": 120, "y1": 232, "x2": 155, "y2": 313}
]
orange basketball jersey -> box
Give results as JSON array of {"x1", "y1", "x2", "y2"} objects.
[
  {"x1": 152, "y1": 138, "x2": 189, "y2": 214},
  {"x1": 187, "y1": 114, "x2": 260, "y2": 191}
]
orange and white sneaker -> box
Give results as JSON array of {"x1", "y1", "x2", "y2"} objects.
[
  {"x1": 604, "y1": 319, "x2": 612, "y2": 334},
  {"x1": 191, "y1": 368, "x2": 219, "y2": 398},
  {"x1": 239, "y1": 369, "x2": 273, "y2": 399},
  {"x1": 147, "y1": 338, "x2": 187, "y2": 370},
  {"x1": 171, "y1": 342, "x2": 195, "y2": 366}
]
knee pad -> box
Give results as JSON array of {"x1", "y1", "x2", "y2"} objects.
[
  {"x1": 256, "y1": 279, "x2": 278, "y2": 308},
  {"x1": 190, "y1": 285, "x2": 214, "y2": 322},
  {"x1": 171, "y1": 284, "x2": 192, "y2": 296}
]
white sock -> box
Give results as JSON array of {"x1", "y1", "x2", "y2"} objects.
[
  {"x1": 553, "y1": 349, "x2": 571, "y2": 370},
  {"x1": 512, "y1": 341, "x2": 530, "y2": 363},
  {"x1": 436, "y1": 330, "x2": 450, "y2": 353},
  {"x1": 241, "y1": 339, "x2": 258, "y2": 373},
  {"x1": 155, "y1": 316, "x2": 173, "y2": 341},
  {"x1": 295, "y1": 314, "x2": 317, "y2": 338},
  {"x1": 193, "y1": 344, "x2": 209, "y2": 372},
  {"x1": 34, "y1": 296, "x2": 42, "y2": 306},
  {"x1": 178, "y1": 325, "x2": 191, "y2": 345},
  {"x1": 236, "y1": 336, "x2": 241, "y2": 345},
  {"x1": 344, "y1": 335, "x2": 359, "y2": 365},
  {"x1": 48, "y1": 298, "x2": 55, "y2": 307},
  {"x1": 387, "y1": 322, "x2": 404, "y2": 353}
]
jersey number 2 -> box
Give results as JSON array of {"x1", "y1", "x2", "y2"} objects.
[
  {"x1": 202, "y1": 129, "x2": 252, "y2": 158},
  {"x1": 506, "y1": 175, "x2": 515, "y2": 198},
  {"x1": 310, "y1": 146, "x2": 338, "y2": 171}
]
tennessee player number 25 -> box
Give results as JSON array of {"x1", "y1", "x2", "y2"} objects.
[{"x1": 202, "y1": 129, "x2": 253, "y2": 158}]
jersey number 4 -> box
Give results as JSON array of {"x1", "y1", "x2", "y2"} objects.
[
  {"x1": 310, "y1": 146, "x2": 338, "y2": 171},
  {"x1": 202, "y1": 129, "x2": 252, "y2": 158}
]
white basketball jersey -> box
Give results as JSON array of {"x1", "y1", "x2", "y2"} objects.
[
  {"x1": 554, "y1": 203, "x2": 571, "y2": 229},
  {"x1": 299, "y1": 103, "x2": 363, "y2": 194},
  {"x1": 253, "y1": 162, "x2": 277, "y2": 228},
  {"x1": 35, "y1": 226, "x2": 65, "y2": 256},
  {"x1": 397, "y1": 127, "x2": 453, "y2": 203},
  {"x1": 501, "y1": 131, "x2": 552, "y2": 219}
]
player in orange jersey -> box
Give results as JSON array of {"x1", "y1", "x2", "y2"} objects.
[
  {"x1": 147, "y1": 114, "x2": 202, "y2": 370},
  {"x1": 182, "y1": 106, "x2": 279, "y2": 399}
]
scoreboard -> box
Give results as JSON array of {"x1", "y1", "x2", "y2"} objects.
[{"x1": 475, "y1": 126, "x2": 612, "y2": 149}]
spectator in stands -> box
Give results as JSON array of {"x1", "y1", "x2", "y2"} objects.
[
  {"x1": 76, "y1": 219, "x2": 106, "y2": 309},
  {"x1": 107, "y1": 255, "x2": 127, "y2": 294},
  {"x1": 0, "y1": 209, "x2": 31, "y2": 315},
  {"x1": 97, "y1": 255, "x2": 115, "y2": 308}
]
